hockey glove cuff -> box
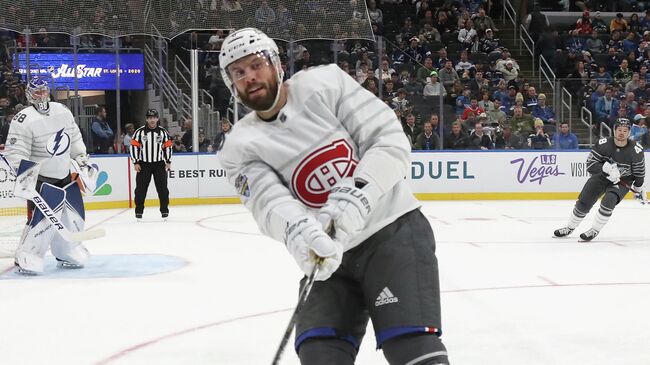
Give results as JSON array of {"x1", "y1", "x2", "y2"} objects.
[
  {"x1": 631, "y1": 185, "x2": 648, "y2": 205},
  {"x1": 317, "y1": 178, "x2": 379, "y2": 246}
]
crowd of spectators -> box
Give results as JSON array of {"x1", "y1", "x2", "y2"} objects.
[{"x1": 532, "y1": 9, "x2": 650, "y2": 148}]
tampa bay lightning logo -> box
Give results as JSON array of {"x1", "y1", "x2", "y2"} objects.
[{"x1": 46, "y1": 128, "x2": 71, "y2": 156}]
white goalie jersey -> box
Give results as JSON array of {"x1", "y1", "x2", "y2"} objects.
[
  {"x1": 219, "y1": 64, "x2": 419, "y2": 250},
  {"x1": 4, "y1": 102, "x2": 86, "y2": 180}
]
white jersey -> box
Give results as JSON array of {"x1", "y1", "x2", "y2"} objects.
[
  {"x1": 4, "y1": 102, "x2": 86, "y2": 180},
  {"x1": 219, "y1": 64, "x2": 419, "y2": 250}
]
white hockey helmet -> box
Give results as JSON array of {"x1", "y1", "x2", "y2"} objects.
[{"x1": 219, "y1": 28, "x2": 284, "y2": 111}]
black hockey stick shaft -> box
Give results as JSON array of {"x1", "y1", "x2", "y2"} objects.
[{"x1": 271, "y1": 257, "x2": 323, "y2": 365}]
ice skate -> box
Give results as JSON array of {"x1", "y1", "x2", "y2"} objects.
[
  {"x1": 553, "y1": 227, "x2": 574, "y2": 237},
  {"x1": 579, "y1": 229, "x2": 599, "y2": 242}
]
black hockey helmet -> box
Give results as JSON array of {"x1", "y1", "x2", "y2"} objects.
[
  {"x1": 146, "y1": 108, "x2": 159, "y2": 118},
  {"x1": 614, "y1": 118, "x2": 631, "y2": 130}
]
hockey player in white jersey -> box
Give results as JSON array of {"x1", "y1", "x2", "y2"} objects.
[
  {"x1": 218, "y1": 28, "x2": 449, "y2": 364},
  {"x1": 3, "y1": 77, "x2": 93, "y2": 274}
]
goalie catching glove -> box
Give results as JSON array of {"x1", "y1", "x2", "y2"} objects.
[
  {"x1": 602, "y1": 161, "x2": 621, "y2": 184},
  {"x1": 317, "y1": 177, "x2": 379, "y2": 245},
  {"x1": 631, "y1": 184, "x2": 648, "y2": 205},
  {"x1": 285, "y1": 215, "x2": 342, "y2": 281},
  {"x1": 71, "y1": 154, "x2": 98, "y2": 193}
]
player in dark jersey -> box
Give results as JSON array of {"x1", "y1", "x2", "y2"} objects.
[{"x1": 554, "y1": 118, "x2": 646, "y2": 241}]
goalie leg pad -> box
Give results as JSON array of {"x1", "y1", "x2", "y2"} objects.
[
  {"x1": 14, "y1": 182, "x2": 67, "y2": 274},
  {"x1": 50, "y1": 184, "x2": 89, "y2": 268}
]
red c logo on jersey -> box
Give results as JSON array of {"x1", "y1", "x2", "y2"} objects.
[{"x1": 292, "y1": 139, "x2": 358, "y2": 208}]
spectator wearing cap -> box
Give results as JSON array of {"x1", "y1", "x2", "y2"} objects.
[
  {"x1": 553, "y1": 121, "x2": 579, "y2": 150},
  {"x1": 481, "y1": 29, "x2": 503, "y2": 60},
  {"x1": 632, "y1": 114, "x2": 648, "y2": 141},
  {"x1": 404, "y1": 37, "x2": 425, "y2": 65},
  {"x1": 495, "y1": 51, "x2": 520, "y2": 73},
  {"x1": 610, "y1": 13, "x2": 628, "y2": 33},
  {"x1": 423, "y1": 71, "x2": 446, "y2": 97},
  {"x1": 439, "y1": 60, "x2": 460, "y2": 90},
  {"x1": 591, "y1": 11, "x2": 608, "y2": 32},
  {"x1": 576, "y1": 11, "x2": 593, "y2": 35},
  {"x1": 532, "y1": 94, "x2": 556, "y2": 124},
  {"x1": 586, "y1": 30, "x2": 604, "y2": 54},
  {"x1": 528, "y1": 118, "x2": 552, "y2": 149}
]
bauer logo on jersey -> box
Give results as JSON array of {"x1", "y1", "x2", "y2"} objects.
[
  {"x1": 291, "y1": 139, "x2": 358, "y2": 208},
  {"x1": 45, "y1": 129, "x2": 71, "y2": 156}
]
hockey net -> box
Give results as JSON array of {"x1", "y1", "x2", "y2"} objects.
[{"x1": 0, "y1": 164, "x2": 25, "y2": 258}]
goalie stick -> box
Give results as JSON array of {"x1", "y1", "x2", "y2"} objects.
[{"x1": 0, "y1": 153, "x2": 106, "y2": 242}]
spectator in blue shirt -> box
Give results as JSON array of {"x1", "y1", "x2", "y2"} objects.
[
  {"x1": 553, "y1": 122, "x2": 579, "y2": 149},
  {"x1": 532, "y1": 93, "x2": 556, "y2": 124},
  {"x1": 91, "y1": 106, "x2": 114, "y2": 154}
]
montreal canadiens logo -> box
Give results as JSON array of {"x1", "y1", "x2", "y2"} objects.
[
  {"x1": 291, "y1": 139, "x2": 358, "y2": 208},
  {"x1": 46, "y1": 128, "x2": 71, "y2": 156}
]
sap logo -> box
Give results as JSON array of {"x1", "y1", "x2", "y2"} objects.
[{"x1": 411, "y1": 161, "x2": 475, "y2": 180}]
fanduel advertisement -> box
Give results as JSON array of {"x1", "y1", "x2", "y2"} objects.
[{"x1": 17, "y1": 53, "x2": 145, "y2": 90}]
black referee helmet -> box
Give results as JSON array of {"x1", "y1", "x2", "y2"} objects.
[{"x1": 146, "y1": 108, "x2": 159, "y2": 118}]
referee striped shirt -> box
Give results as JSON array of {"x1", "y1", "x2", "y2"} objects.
[{"x1": 129, "y1": 125, "x2": 173, "y2": 164}]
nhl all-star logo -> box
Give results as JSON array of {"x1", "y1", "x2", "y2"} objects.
[
  {"x1": 291, "y1": 139, "x2": 358, "y2": 208},
  {"x1": 45, "y1": 128, "x2": 71, "y2": 156}
]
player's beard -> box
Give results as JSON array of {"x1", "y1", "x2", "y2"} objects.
[{"x1": 239, "y1": 78, "x2": 279, "y2": 112}]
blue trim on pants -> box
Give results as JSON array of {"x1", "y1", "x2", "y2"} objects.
[
  {"x1": 294, "y1": 327, "x2": 359, "y2": 353},
  {"x1": 375, "y1": 326, "x2": 442, "y2": 349}
]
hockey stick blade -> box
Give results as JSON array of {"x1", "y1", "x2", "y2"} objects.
[{"x1": 271, "y1": 258, "x2": 323, "y2": 365}]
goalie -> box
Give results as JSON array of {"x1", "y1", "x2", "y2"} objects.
[{"x1": 2, "y1": 77, "x2": 94, "y2": 274}]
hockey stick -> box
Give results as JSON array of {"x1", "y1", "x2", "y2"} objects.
[
  {"x1": 270, "y1": 256, "x2": 323, "y2": 365},
  {"x1": 0, "y1": 153, "x2": 106, "y2": 241}
]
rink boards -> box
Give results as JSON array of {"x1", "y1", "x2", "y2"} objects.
[{"x1": 1, "y1": 151, "x2": 649, "y2": 210}]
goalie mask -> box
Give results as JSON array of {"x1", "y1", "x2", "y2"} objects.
[
  {"x1": 26, "y1": 77, "x2": 51, "y2": 114},
  {"x1": 219, "y1": 28, "x2": 284, "y2": 113}
]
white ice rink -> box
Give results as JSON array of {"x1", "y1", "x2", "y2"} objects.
[{"x1": 1, "y1": 200, "x2": 649, "y2": 365}]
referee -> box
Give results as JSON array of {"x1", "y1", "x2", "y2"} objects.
[{"x1": 130, "y1": 109, "x2": 173, "y2": 220}]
